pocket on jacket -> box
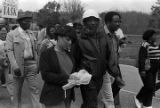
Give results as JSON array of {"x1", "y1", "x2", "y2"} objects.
[
  {"x1": 13, "y1": 38, "x2": 24, "y2": 51},
  {"x1": 13, "y1": 37, "x2": 21, "y2": 43},
  {"x1": 13, "y1": 39, "x2": 21, "y2": 48}
]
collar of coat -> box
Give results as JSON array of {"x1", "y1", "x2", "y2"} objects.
[
  {"x1": 9, "y1": 27, "x2": 36, "y2": 41},
  {"x1": 103, "y1": 25, "x2": 116, "y2": 38},
  {"x1": 18, "y1": 26, "x2": 32, "y2": 35},
  {"x1": 80, "y1": 26, "x2": 104, "y2": 39}
]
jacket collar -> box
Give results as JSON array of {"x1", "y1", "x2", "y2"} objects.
[
  {"x1": 18, "y1": 26, "x2": 25, "y2": 34},
  {"x1": 104, "y1": 25, "x2": 116, "y2": 38},
  {"x1": 13, "y1": 27, "x2": 36, "y2": 40},
  {"x1": 18, "y1": 26, "x2": 32, "y2": 34}
]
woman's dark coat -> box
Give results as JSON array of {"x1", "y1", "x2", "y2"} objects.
[{"x1": 39, "y1": 46, "x2": 75, "y2": 106}]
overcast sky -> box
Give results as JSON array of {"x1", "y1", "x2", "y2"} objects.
[{"x1": 18, "y1": 0, "x2": 157, "y2": 13}]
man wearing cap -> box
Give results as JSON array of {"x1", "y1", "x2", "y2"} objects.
[{"x1": 5, "y1": 13, "x2": 42, "y2": 108}]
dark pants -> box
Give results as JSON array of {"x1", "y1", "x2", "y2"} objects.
[
  {"x1": 112, "y1": 81, "x2": 121, "y2": 106},
  {"x1": 112, "y1": 66, "x2": 121, "y2": 105},
  {"x1": 112, "y1": 81, "x2": 121, "y2": 98},
  {"x1": 1, "y1": 70, "x2": 6, "y2": 84},
  {"x1": 80, "y1": 79, "x2": 103, "y2": 108},
  {"x1": 136, "y1": 60, "x2": 159, "y2": 107},
  {"x1": 155, "y1": 82, "x2": 160, "y2": 91}
]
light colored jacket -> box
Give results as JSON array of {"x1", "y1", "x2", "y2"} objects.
[{"x1": 6, "y1": 28, "x2": 38, "y2": 77}]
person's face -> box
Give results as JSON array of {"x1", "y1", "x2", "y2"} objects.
[
  {"x1": 19, "y1": 18, "x2": 32, "y2": 30},
  {"x1": 85, "y1": 17, "x2": 99, "y2": 32},
  {"x1": 0, "y1": 27, "x2": 7, "y2": 41},
  {"x1": 149, "y1": 33, "x2": 158, "y2": 44},
  {"x1": 58, "y1": 36, "x2": 72, "y2": 51},
  {"x1": 49, "y1": 27, "x2": 55, "y2": 39},
  {"x1": 108, "y1": 15, "x2": 121, "y2": 33},
  {"x1": 75, "y1": 25, "x2": 82, "y2": 34}
]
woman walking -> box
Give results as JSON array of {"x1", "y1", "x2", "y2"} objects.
[
  {"x1": 135, "y1": 29, "x2": 160, "y2": 108},
  {"x1": 39, "y1": 25, "x2": 76, "y2": 108}
]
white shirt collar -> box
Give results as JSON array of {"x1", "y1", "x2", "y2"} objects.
[
  {"x1": 104, "y1": 25, "x2": 117, "y2": 37},
  {"x1": 18, "y1": 26, "x2": 30, "y2": 34},
  {"x1": 18, "y1": 26, "x2": 25, "y2": 34},
  {"x1": 104, "y1": 25, "x2": 110, "y2": 35}
]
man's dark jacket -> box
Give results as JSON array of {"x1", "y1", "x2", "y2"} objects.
[
  {"x1": 73, "y1": 28, "x2": 120, "y2": 81},
  {"x1": 73, "y1": 28, "x2": 109, "y2": 81}
]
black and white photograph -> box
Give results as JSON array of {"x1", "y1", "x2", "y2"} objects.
[{"x1": 0, "y1": 0, "x2": 160, "y2": 108}]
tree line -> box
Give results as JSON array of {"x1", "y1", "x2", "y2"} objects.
[{"x1": 10, "y1": 0, "x2": 160, "y2": 35}]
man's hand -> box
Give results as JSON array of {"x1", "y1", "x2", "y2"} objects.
[
  {"x1": 115, "y1": 76, "x2": 125, "y2": 88},
  {"x1": 14, "y1": 68, "x2": 21, "y2": 77}
]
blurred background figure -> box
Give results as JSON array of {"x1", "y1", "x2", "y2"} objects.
[
  {"x1": 39, "y1": 24, "x2": 57, "y2": 54},
  {"x1": 73, "y1": 20, "x2": 83, "y2": 40},
  {"x1": 37, "y1": 25, "x2": 47, "y2": 54},
  {"x1": 0, "y1": 25, "x2": 14, "y2": 101},
  {"x1": 0, "y1": 25, "x2": 8, "y2": 87}
]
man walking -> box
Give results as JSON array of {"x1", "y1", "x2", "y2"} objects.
[
  {"x1": 101, "y1": 11, "x2": 125, "y2": 108},
  {"x1": 6, "y1": 13, "x2": 42, "y2": 108},
  {"x1": 73, "y1": 9, "x2": 123, "y2": 108}
]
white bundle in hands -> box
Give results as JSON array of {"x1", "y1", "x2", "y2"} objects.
[{"x1": 62, "y1": 69, "x2": 92, "y2": 90}]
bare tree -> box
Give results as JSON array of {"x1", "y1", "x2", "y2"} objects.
[
  {"x1": 150, "y1": 0, "x2": 160, "y2": 29},
  {"x1": 37, "y1": 1, "x2": 61, "y2": 26},
  {"x1": 151, "y1": 0, "x2": 160, "y2": 16},
  {"x1": 61, "y1": 0, "x2": 84, "y2": 22}
]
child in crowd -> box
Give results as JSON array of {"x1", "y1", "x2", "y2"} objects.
[{"x1": 135, "y1": 29, "x2": 160, "y2": 108}]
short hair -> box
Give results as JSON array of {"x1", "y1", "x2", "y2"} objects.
[
  {"x1": 104, "y1": 11, "x2": 121, "y2": 24},
  {"x1": 142, "y1": 29, "x2": 156, "y2": 41},
  {"x1": 46, "y1": 25, "x2": 55, "y2": 39},
  {"x1": 54, "y1": 25, "x2": 76, "y2": 41}
]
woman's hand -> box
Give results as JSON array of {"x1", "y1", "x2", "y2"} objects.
[{"x1": 69, "y1": 73, "x2": 80, "y2": 80}]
